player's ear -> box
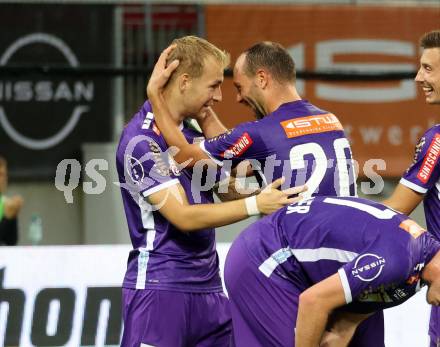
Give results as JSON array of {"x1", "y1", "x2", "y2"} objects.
[
  {"x1": 256, "y1": 69, "x2": 268, "y2": 89},
  {"x1": 178, "y1": 73, "x2": 190, "y2": 92}
]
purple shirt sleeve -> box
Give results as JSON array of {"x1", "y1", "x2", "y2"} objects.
[
  {"x1": 401, "y1": 127, "x2": 440, "y2": 194},
  {"x1": 199, "y1": 121, "x2": 266, "y2": 167},
  {"x1": 338, "y1": 243, "x2": 408, "y2": 305},
  {"x1": 122, "y1": 133, "x2": 180, "y2": 198}
]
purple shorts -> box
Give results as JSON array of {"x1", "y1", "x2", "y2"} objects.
[
  {"x1": 225, "y1": 238, "x2": 299, "y2": 346},
  {"x1": 121, "y1": 288, "x2": 231, "y2": 347},
  {"x1": 225, "y1": 236, "x2": 384, "y2": 347}
]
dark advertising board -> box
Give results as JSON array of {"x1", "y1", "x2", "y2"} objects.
[{"x1": 0, "y1": 4, "x2": 114, "y2": 179}]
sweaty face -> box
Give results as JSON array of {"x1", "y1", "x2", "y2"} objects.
[
  {"x1": 233, "y1": 54, "x2": 267, "y2": 120},
  {"x1": 182, "y1": 56, "x2": 224, "y2": 117},
  {"x1": 415, "y1": 48, "x2": 440, "y2": 104}
]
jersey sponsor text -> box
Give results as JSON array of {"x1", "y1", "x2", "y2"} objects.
[
  {"x1": 221, "y1": 132, "x2": 253, "y2": 158},
  {"x1": 417, "y1": 133, "x2": 440, "y2": 184},
  {"x1": 280, "y1": 113, "x2": 343, "y2": 139}
]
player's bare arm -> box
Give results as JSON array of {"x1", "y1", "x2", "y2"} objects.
[
  {"x1": 295, "y1": 273, "x2": 348, "y2": 347},
  {"x1": 195, "y1": 107, "x2": 228, "y2": 139},
  {"x1": 382, "y1": 183, "x2": 424, "y2": 215},
  {"x1": 320, "y1": 311, "x2": 372, "y2": 347},
  {"x1": 147, "y1": 45, "x2": 219, "y2": 167},
  {"x1": 147, "y1": 177, "x2": 305, "y2": 232},
  {"x1": 214, "y1": 161, "x2": 261, "y2": 202}
]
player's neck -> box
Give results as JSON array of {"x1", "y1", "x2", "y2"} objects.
[
  {"x1": 266, "y1": 84, "x2": 301, "y2": 113},
  {"x1": 162, "y1": 89, "x2": 186, "y2": 125}
]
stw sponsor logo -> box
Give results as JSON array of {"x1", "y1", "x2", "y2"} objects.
[
  {"x1": 417, "y1": 133, "x2": 440, "y2": 184},
  {"x1": 221, "y1": 132, "x2": 253, "y2": 158},
  {"x1": 280, "y1": 113, "x2": 343, "y2": 138}
]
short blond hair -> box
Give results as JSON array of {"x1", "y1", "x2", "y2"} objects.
[{"x1": 166, "y1": 36, "x2": 230, "y2": 81}]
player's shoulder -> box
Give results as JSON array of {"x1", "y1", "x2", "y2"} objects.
[
  {"x1": 413, "y1": 124, "x2": 440, "y2": 153},
  {"x1": 120, "y1": 118, "x2": 162, "y2": 150},
  {"x1": 423, "y1": 124, "x2": 440, "y2": 139},
  {"x1": 117, "y1": 110, "x2": 165, "y2": 159}
]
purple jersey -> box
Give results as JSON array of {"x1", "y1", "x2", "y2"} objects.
[
  {"x1": 116, "y1": 101, "x2": 222, "y2": 293},
  {"x1": 401, "y1": 124, "x2": 440, "y2": 241},
  {"x1": 200, "y1": 100, "x2": 356, "y2": 197},
  {"x1": 240, "y1": 196, "x2": 440, "y2": 314}
]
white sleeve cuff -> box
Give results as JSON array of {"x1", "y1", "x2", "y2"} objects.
[
  {"x1": 399, "y1": 178, "x2": 428, "y2": 194},
  {"x1": 142, "y1": 179, "x2": 180, "y2": 198},
  {"x1": 338, "y1": 268, "x2": 352, "y2": 304},
  {"x1": 199, "y1": 140, "x2": 224, "y2": 167}
]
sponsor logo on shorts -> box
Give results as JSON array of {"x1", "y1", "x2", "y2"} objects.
[
  {"x1": 221, "y1": 132, "x2": 253, "y2": 159},
  {"x1": 351, "y1": 253, "x2": 385, "y2": 282},
  {"x1": 399, "y1": 219, "x2": 426, "y2": 239},
  {"x1": 417, "y1": 133, "x2": 440, "y2": 184},
  {"x1": 280, "y1": 113, "x2": 343, "y2": 138}
]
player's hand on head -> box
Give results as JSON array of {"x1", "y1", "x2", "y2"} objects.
[
  {"x1": 146, "y1": 44, "x2": 180, "y2": 99},
  {"x1": 256, "y1": 177, "x2": 307, "y2": 215}
]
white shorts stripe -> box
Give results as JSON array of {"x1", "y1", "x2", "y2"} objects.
[{"x1": 135, "y1": 248, "x2": 149, "y2": 289}]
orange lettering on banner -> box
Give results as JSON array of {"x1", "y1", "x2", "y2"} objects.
[
  {"x1": 280, "y1": 114, "x2": 343, "y2": 138},
  {"x1": 417, "y1": 134, "x2": 440, "y2": 184}
]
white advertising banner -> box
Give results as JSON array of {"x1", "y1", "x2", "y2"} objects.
[{"x1": 0, "y1": 244, "x2": 431, "y2": 346}]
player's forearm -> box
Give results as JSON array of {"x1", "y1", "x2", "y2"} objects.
[
  {"x1": 174, "y1": 199, "x2": 249, "y2": 231},
  {"x1": 320, "y1": 312, "x2": 369, "y2": 347},
  {"x1": 319, "y1": 332, "x2": 353, "y2": 347},
  {"x1": 149, "y1": 93, "x2": 207, "y2": 167},
  {"x1": 382, "y1": 183, "x2": 423, "y2": 215},
  {"x1": 214, "y1": 176, "x2": 259, "y2": 202},
  {"x1": 296, "y1": 295, "x2": 329, "y2": 347},
  {"x1": 382, "y1": 196, "x2": 414, "y2": 215},
  {"x1": 197, "y1": 108, "x2": 228, "y2": 138}
]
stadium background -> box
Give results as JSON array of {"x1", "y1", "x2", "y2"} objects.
[{"x1": 0, "y1": 0, "x2": 439, "y2": 345}]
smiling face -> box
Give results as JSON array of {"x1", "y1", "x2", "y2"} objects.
[
  {"x1": 415, "y1": 47, "x2": 440, "y2": 104},
  {"x1": 233, "y1": 54, "x2": 267, "y2": 120},
  {"x1": 182, "y1": 56, "x2": 225, "y2": 117}
]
